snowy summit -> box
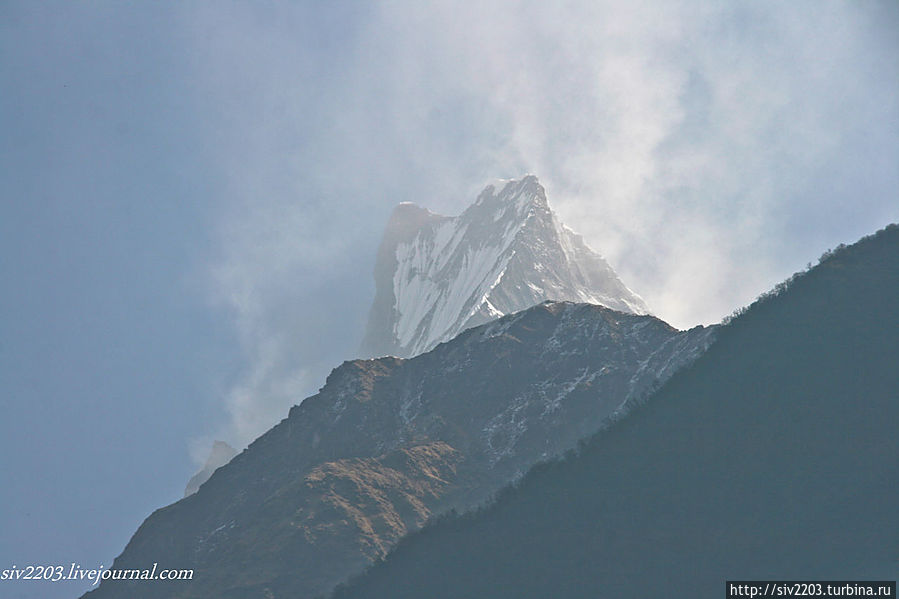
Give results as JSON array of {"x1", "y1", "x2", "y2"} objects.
[{"x1": 360, "y1": 175, "x2": 648, "y2": 358}]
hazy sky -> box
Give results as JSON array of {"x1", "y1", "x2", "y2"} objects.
[{"x1": 2, "y1": 2, "x2": 897, "y2": 598}]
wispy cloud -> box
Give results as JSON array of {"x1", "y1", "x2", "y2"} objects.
[{"x1": 181, "y1": 0, "x2": 898, "y2": 445}]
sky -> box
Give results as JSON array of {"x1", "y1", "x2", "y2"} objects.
[{"x1": 1, "y1": 2, "x2": 897, "y2": 598}]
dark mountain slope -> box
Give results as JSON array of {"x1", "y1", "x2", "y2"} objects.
[{"x1": 333, "y1": 224, "x2": 899, "y2": 599}]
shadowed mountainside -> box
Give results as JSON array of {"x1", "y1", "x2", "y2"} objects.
[{"x1": 333, "y1": 224, "x2": 899, "y2": 599}]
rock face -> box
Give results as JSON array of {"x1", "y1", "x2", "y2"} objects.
[
  {"x1": 84, "y1": 302, "x2": 714, "y2": 599},
  {"x1": 184, "y1": 441, "x2": 239, "y2": 497},
  {"x1": 359, "y1": 175, "x2": 648, "y2": 358}
]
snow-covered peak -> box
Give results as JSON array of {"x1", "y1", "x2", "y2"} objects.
[
  {"x1": 474, "y1": 174, "x2": 541, "y2": 203},
  {"x1": 468, "y1": 175, "x2": 545, "y2": 222},
  {"x1": 360, "y1": 176, "x2": 648, "y2": 358}
]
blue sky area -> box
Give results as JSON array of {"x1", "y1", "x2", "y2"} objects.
[{"x1": 1, "y1": 3, "x2": 897, "y2": 598}]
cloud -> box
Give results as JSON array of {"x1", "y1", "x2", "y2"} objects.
[{"x1": 181, "y1": 0, "x2": 898, "y2": 445}]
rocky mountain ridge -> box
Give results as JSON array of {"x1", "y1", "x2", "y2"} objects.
[{"x1": 85, "y1": 301, "x2": 714, "y2": 599}]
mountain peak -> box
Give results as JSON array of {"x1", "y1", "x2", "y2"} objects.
[
  {"x1": 472, "y1": 174, "x2": 547, "y2": 215},
  {"x1": 479, "y1": 173, "x2": 540, "y2": 194},
  {"x1": 183, "y1": 440, "x2": 238, "y2": 497},
  {"x1": 359, "y1": 176, "x2": 648, "y2": 359}
]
